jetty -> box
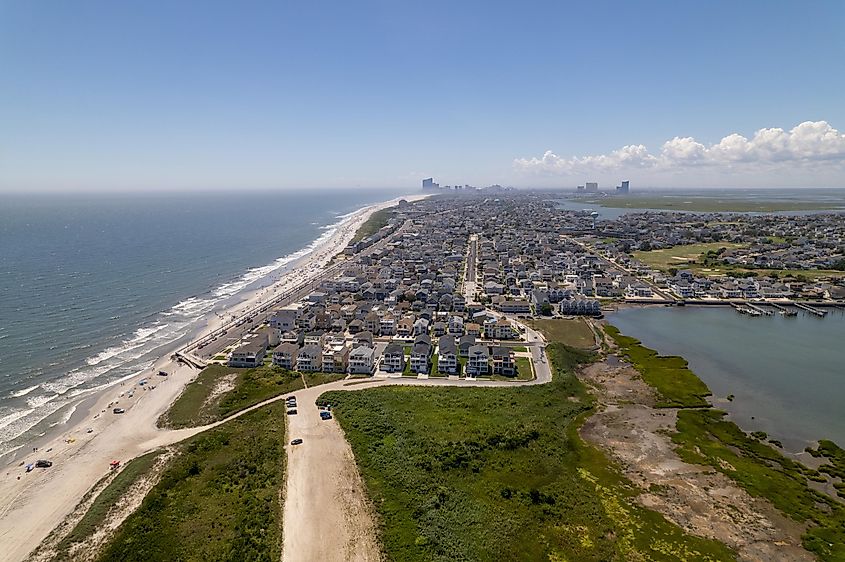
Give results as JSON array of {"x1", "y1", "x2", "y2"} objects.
[{"x1": 767, "y1": 302, "x2": 798, "y2": 317}]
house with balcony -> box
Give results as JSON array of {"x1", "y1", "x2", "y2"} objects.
[
  {"x1": 271, "y1": 343, "x2": 299, "y2": 370},
  {"x1": 492, "y1": 347, "x2": 516, "y2": 376},
  {"x1": 381, "y1": 342, "x2": 405, "y2": 373},
  {"x1": 348, "y1": 346, "x2": 375, "y2": 375},
  {"x1": 437, "y1": 335, "x2": 459, "y2": 375},
  {"x1": 296, "y1": 344, "x2": 323, "y2": 372},
  {"x1": 466, "y1": 344, "x2": 490, "y2": 377}
]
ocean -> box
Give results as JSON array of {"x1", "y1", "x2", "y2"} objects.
[
  {"x1": 0, "y1": 188, "x2": 411, "y2": 457},
  {"x1": 609, "y1": 306, "x2": 845, "y2": 451}
]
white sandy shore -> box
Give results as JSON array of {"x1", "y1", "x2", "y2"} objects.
[{"x1": 0, "y1": 194, "x2": 426, "y2": 562}]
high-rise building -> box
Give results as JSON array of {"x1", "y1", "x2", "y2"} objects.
[
  {"x1": 616, "y1": 181, "x2": 630, "y2": 193},
  {"x1": 585, "y1": 182, "x2": 599, "y2": 192},
  {"x1": 422, "y1": 178, "x2": 439, "y2": 190}
]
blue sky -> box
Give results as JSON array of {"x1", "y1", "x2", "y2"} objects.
[{"x1": 1, "y1": 0, "x2": 844, "y2": 191}]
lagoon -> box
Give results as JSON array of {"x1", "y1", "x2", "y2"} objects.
[{"x1": 609, "y1": 305, "x2": 845, "y2": 451}]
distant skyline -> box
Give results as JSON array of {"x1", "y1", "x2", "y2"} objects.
[{"x1": 1, "y1": 1, "x2": 844, "y2": 192}]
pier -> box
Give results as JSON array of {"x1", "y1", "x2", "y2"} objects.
[
  {"x1": 745, "y1": 303, "x2": 773, "y2": 316},
  {"x1": 793, "y1": 302, "x2": 828, "y2": 317},
  {"x1": 730, "y1": 303, "x2": 762, "y2": 316}
]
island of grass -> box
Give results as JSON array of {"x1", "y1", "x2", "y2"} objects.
[
  {"x1": 159, "y1": 364, "x2": 344, "y2": 429},
  {"x1": 322, "y1": 342, "x2": 735, "y2": 561},
  {"x1": 606, "y1": 323, "x2": 845, "y2": 561},
  {"x1": 92, "y1": 402, "x2": 287, "y2": 562},
  {"x1": 582, "y1": 195, "x2": 845, "y2": 213},
  {"x1": 632, "y1": 243, "x2": 845, "y2": 279},
  {"x1": 351, "y1": 207, "x2": 395, "y2": 243}
]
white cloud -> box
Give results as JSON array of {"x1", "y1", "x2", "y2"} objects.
[{"x1": 514, "y1": 121, "x2": 845, "y2": 178}]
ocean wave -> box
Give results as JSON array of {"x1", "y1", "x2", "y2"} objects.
[
  {"x1": 0, "y1": 204, "x2": 366, "y2": 452},
  {"x1": 9, "y1": 384, "x2": 39, "y2": 398}
]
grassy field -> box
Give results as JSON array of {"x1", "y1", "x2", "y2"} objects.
[
  {"x1": 605, "y1": 325, "x2": 711, "y2": 408},
  {"x1": 323, "y1": 341, "x2": 735, "y2": 561},
  {"x1": 95, "y1": 402, "x2": 286, "y2": 562},
  {"x1": 528, "y1": 318, "x2": 596, "y2": 348},
  {"x1": 633, "y1": 244, "x2": 845, "y2": 279},
  {"x1": 351, "y1": 207, "x2": 395, "y2": 243},
  {"x1": 632, "y1": 243, "x2": 746, "y2": 269},
  {"x1": 605, "y1": 323, "x2": 845, "y2": 560},
  {"x1": 53, "y1": 450, "x2": 166, "y2": 559},
  {"x1": 159, "y1": 364, "x2": 343, "y2": 428},
  {"x1": 584, "y1": 196, "x2": 844, "y2": 213}
]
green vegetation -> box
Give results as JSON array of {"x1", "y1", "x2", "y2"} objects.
[
  {"x1": 96, "y1": 403, "x2": 286, "y2": 562},
  {"x1": 604, "y1": 325, "x2": 711, "y2": 408},
  {"x1": 633, "y1": 243, "x2": 845, "y2": 279},
  {"x1": 528, "y1": 317, "x2": 596, "y2": 348},
  {"x1": 807, "y1": 440, "x2": 845, "y2": 499},
  {"x1": 673, "y1": 410, "x2": 845, "y2": 560},
  {"x1": 351, "y1": 207, "x2": 395, "y2": 243},
  {"x1": 632, "y1": 243, "x2": 746, "y2": 270},
  {"x1": 324, "y1": 341, "x2": 735, "y2": 561},
  {"x1": 585, "y1": 196, "x2": 844, "y2": 213},
  {"x1": 512, "y1": 345, "x2": 528, "y2": 352},
  {"x1": 160, "y1": 364, "x2": 342, "y2": 429},
  {"x1": 515, "y1": 357, "x2": 532, "y2": 380},
  {"x1": 55, "y1": 450, "x2": 166, "y2": 558},
  {"x1": 607, "y1": 322, "x2": 845, "y2": 560}
]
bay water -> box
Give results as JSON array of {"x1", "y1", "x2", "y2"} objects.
[{"x1": 610, "y1": 305, "x2": 845, "y2": 451}]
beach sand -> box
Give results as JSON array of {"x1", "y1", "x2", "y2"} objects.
[{"x1": 0, "y1": 194, "x2": 425, "y2": 562}]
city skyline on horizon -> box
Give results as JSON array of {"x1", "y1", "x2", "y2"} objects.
[{"x1": 1, "y1": 1, "x2": 844, "y2": 192}]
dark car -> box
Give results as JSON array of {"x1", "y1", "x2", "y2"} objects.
[
  {"x1": 319, "y1": 411, "x2": 332, "y2": 420},
  {"x1": 290, "y1": 438, "x2": 303, "y2": 445},
  {"x1": 157, "y1": 370, "x2": 168, "y2": 377},
  {"x1": 113, "y1": 407, "x2": 125, "y2": 414},
  {"x1": 286, "y1": 409, "x2": 298, "y2": 415},
  {"x1": 35, "y1": 459, "x2": 53, "y2": 468}
]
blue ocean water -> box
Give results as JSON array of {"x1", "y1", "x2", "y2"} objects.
[{"x1": 0, "y1": 188, "x2": 410, "y2": 455}]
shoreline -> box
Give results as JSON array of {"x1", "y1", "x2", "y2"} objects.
[
  {"x1": 0, "y1": 193, "x2": 425, "y2": 562},
  {"x1": 602, "y1": 314, "x2": 844, "y2": 455}
]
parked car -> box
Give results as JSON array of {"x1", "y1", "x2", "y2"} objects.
[
  {"x1": 113, "y1": 408, "x2": 125, "y2": 414},
  {"x1": 290, "y1": 438, "x2": 303, "y2": 445},
  {"x1": 35, "y1": 459, "x2": 52, "y2": 468},
  {"x1": 286, "y1": 409, "x2": 298, "y2": 415},
  {"x1": 319, "y1": 411, "x2": 332, "y2": 420},
  {"x1": 157, "y1": 370, "x2": 168, "y2": 377}
]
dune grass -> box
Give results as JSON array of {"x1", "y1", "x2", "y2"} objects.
[
  {"x1": 54, "y1": 450, "x2": 166, "y2": 558},
  {"x1": 351, "y1": 208, "x2": 394, "y2": 243},
  {"x1": 323, "y1": 342, "x2": 736, "y2": 561},
  {"x1": 95, "y1": 402, "x2": 286, "y2": 562},
  {"x1": 160, "y1": 364, "x2": 343, "y2": 428}
]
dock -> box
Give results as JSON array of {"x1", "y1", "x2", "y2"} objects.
[
  {"x1": 766, "y1": 302, "x2": 798, "y2": 317},
  {"x1": 730, "y1": 303, "x2": 762, "y2": 316},
  {"x1": 792, "y1": 302, "x2": 828, "y2": 317},
  {"x1": 746, "y1": 303, "x2": 773, "y2": 316}
]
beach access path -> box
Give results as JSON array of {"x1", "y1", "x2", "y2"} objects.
[{"x1": 0, "y1": 194, "x2": 426, "y2": 562}]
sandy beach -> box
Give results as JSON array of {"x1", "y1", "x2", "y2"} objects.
[{"x1": 0, "y1": 194, "x2": 425, "y2": 562}]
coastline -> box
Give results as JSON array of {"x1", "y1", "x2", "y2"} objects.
[
  {"x1": 605, "y1": 305, "x2": 845, "y2": 452},
  {"x1": 0, "y1": 193, "x2": 425, "y2": 562}
]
